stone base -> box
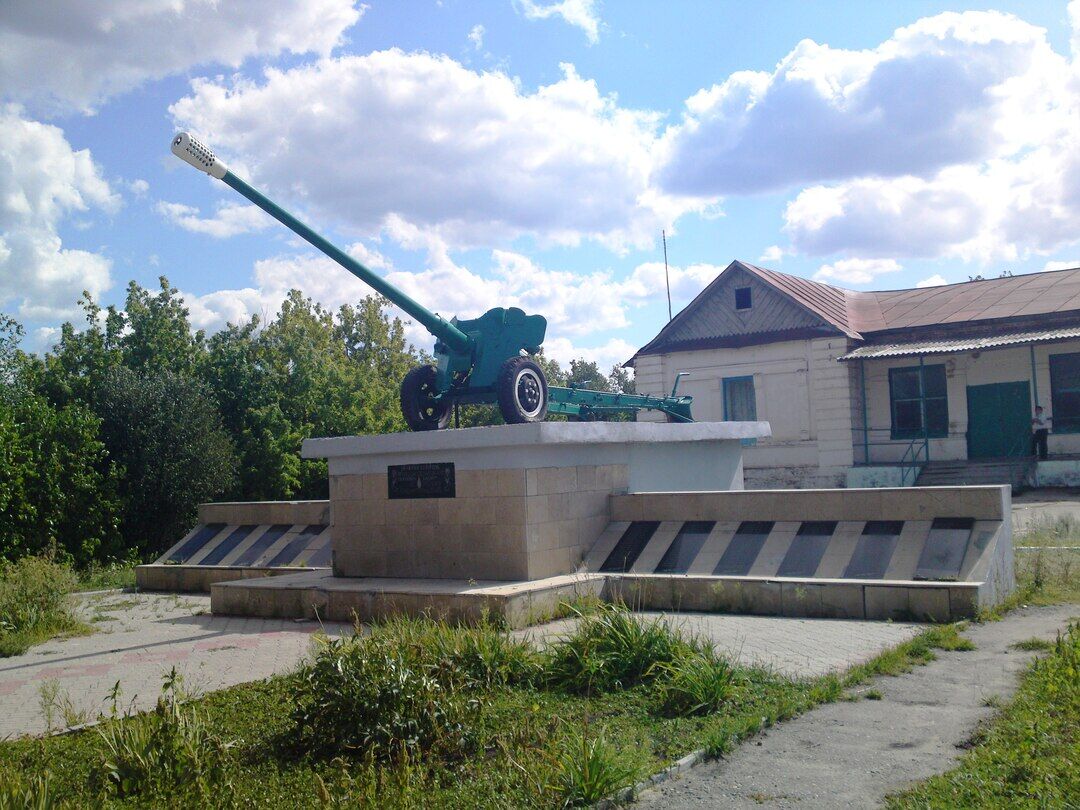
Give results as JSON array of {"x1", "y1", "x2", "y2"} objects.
[
  {"x1": 209, "y1": 569, "x2": 986, "y2": 626},
  {"x1": 136, "y1": 564, "x2": 323, "y2": 593},
  {"x1": 303, "y1": 421, "x2": 768, "y2": 582},
  {"x1": 210, "y1": 569, "x2": 606, "y2": 629}
]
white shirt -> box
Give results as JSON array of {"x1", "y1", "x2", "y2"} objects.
[{"x1": 1033, "y1": 413, "x2": 1049, "y2": 429}]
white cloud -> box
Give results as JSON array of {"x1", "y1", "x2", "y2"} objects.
[
  {"x1": 660, "y1": 11, "x2": 1068, "y2": 196},
  {"x1": 915, "y1": 274, "x2": 948, "y2": 287},
  {"x1": 0, "y1": 106, "x2": 119, "y2": 320},
  {"x1": 155, "y1": 200, "x2": 273, "y2": 239},
  {"x1": 128, "y1": 178, "x2": 150, "y2": 198},
  {"x1": 516, "y1": 0, "x2": 601, "y2": 44},
  {"x1": 0, "y1": 0, "x2": 365, "y2": 112},
  {"x1": 170, "y1": 51, "x2": 702, "y2": 252},
  {"x1": 784, "y1": 137, "x2": 1080, "y2": 261},
  {"x1": 759, "y1": 245, "x2": 784, "y2": 264},
  {"x1": 543, "y1": 336, "x2": 637, "y2": 369},
  {"x1": 1043, "y1": 259, "x2": 1080, "y2": 271},
  {"x1": 468, "y1": 24, "x2": 485, "y2": 50},
  {"x1": 813, "y1": 258, "x2": 901, "y2": 285}
]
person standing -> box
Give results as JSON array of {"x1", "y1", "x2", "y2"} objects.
[{"x1": 1031, "y1": 405, "x2": 1051, "y2": 460}]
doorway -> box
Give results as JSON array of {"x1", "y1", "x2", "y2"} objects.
[{"x1": 966, "y1": 381, "x2": 1031, "y2": 458}]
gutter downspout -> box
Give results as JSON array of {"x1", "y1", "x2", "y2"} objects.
[
  {"x1": 861, "y1": 358, "x2": 870, "y2": 465},
  {"x1": 919, "y1": 354, "x2": 930, "y2": 463},
  {"x1": 1030, "y1": 343, "x2": 1040, "y2": 487}
]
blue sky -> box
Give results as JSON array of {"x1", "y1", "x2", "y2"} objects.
[{"x1": 2, "y1": 0, "x2": 1079, "y2": 367}]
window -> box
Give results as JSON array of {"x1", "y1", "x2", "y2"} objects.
[
  {"x1": 889, "y1": 364, "x2": 948, "y2": 439},
  {"x1": 734, "y1": 286, "x2": 752, "y2": 310},
  {"x1": 723, "y1": 375, "x2": 757, "y2": 445},
  {"x1": 1050, "y1": 352, "x2": 1080, "y2": 433}
]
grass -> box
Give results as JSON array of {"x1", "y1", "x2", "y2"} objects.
[
  {"x1": 887, "y1": 621, "x2": 1080, "y2": 808},
  {"x1": 76, "y1": 561, "x2": 138, "y2": 592},
  {"x1": 1011, "y1": 515, "x2": 1080, "y2": 606},
  {"x1": 1010, "y1": 637, "x2": 1053, "y2": 652},
  {"x1": 0, "y1": 607, "x2": 976, "y2": 808},
  {"x1": 0, "y1": 556, "x2": 92, "y2": 657}
]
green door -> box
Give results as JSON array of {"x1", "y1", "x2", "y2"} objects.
[{"x1": 966, "y1": 381, "x2": 1031, "y2": 459}]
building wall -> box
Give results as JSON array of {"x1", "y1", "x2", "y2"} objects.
[
  {"x1": 858, "y1": 339, "x2": 1080, "y2": 462},
  {"x1": 635, "y1": 336, "x2": 855, "y2": 487}
]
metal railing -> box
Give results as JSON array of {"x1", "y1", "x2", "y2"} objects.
[{"x1": 852, "y1": 427, "x2": 930, "y2": 487}]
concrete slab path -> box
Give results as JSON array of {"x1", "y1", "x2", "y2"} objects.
[
  {"x1": 632, "y1": 604, "x2": 1078, "y2": 809},
  {"x1": 0, "y1": 591, "x2": 351, "y2": 739}
]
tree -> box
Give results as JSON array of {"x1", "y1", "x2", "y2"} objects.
[
  {"x1": 608, "y1": 364, "x2": 635, "y2": 395},
  {"x1": 121, "y1": 277, "x2": 204, "y2": 376},
  {"x1": 567, "y1": 359, "x2": 611, "y2": 392},
  {"x1": 96, "y1": 367, "x2": 237, "y2": 557},
  {"x1": 201, "y1": 291, "x2": 420, "y2": 500},
  {"x1": 0, "y1": 316, "x2": 121, "y2": 564}
]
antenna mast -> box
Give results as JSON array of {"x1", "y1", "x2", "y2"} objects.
[{"x1": 662, "y1": 230, "x2": 672, "y2": 322}]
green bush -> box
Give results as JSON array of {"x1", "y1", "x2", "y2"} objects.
[
  {"x1": 96, "y1": 670, "x2": 236, "y2": 799},
  {"x1": 543, "y1": 603, "x2": 696, "y2": 694},
  {"x1": 653, "y1": 647, "x2": 743, "y2": 717},
  {"x1": 0, "y1": 556, "x2": 82, "y2": 656},
  {"x1": 291, "y1": 634, "x2": 478, "y2": 761}
]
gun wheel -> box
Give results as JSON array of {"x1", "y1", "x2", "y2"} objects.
[
  {"x1": 400, "y1": 365, "x2": 452, "y2": 431},
  {"x1": 497, "y1": 357, "x2": 549, "y2": 424}
]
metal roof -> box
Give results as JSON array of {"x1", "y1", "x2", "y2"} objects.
[
  {"x1": 630, "y1": 261, "x2": 1080, "y2": 364},
  {"x1": 838, "y1": 326, "x2": 1080, "y2": 361}
]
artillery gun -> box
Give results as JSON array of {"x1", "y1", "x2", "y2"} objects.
[{"x1": 171, "y1": 132, "x2": 693, "y2": 429}]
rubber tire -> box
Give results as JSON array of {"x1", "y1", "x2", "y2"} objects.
[
  {"x1": 399, "y1": 365, "x2": 452, "y2": 431},
  {"x1": 497, "y1": 357, "x2": 549, "y2": 424}
]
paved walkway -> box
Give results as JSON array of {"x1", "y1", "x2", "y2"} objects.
[
  {"x1": 0, "y1": 592, "x2": 351, "y2": 738},
  {"x1": 519, "y1": 613, "x2": 921, "y2": 679},
  {"x1": 632, "y1": 604, "x2": 1078, "y2": 809}
]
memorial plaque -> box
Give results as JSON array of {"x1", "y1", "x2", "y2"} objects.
[{"x1": 388, "y1": 462, "x2": 456, "y2": 499}]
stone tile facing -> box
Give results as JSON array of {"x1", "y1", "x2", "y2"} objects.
[{"x1": 330, "y1": 464, "x2": 626, "y2": 581}]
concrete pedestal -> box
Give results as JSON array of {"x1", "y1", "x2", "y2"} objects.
[{"x1": 302, "y1": 422, "x2": 769, "y2": 582}]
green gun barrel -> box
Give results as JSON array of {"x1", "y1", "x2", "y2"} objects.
[{"x1": 171, "y1": 132, "x2": 472, "y2": 355}]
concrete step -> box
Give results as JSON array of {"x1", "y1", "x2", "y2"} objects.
[{"x1": 915, "y1": 458, "x2": 1034, "y2": 488}]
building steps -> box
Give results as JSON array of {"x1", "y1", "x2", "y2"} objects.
[{"x1": 914, "y1": 458, "x2": 1035, "y2": 489}]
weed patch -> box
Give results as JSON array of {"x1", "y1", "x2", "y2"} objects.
[
  {"x1": 291, "y1": 633, "x2": 478, "y2": 761},
  {"x1": 0, "y1": 556, "x2": 90, "y2": 657},
  {"x1": 95, "y1": 669, "x2": 237, "y2": 801},
  {"x1": 543, "y1": 603, "x2": 697, "y2": 695},
  {"x1": 1010, "y1": 636, "x2": 1052, "y2": 651},
  {"x1": 549, "y1": 729, "x2": 637, "y2": 808}
]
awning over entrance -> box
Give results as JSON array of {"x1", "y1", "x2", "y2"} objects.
[{"x1": 838, "y1": 326, "x2": 1080, "y2": 361}]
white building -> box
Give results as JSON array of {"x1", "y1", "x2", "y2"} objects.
[{"x1": 630, "y1": 261, "x2": 1080, "y2": 489}]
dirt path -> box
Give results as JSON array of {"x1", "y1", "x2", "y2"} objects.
[{"x1": 632, "y1": 604, "x2": 1078, "y2": 809}]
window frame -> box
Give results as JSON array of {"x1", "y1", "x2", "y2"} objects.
[
  {"x1": 734, "y1": 286, "x2": 752, "y2": 310},
  {"x1": 1049, "y1": 351, "x2": 1080, "y2": 434},
  {"x1": 888, "y1": 363, "x2": 949, "y2": 440},
  {"x1": 723, "y1": 375, "x2": 757, "y2": 446}
]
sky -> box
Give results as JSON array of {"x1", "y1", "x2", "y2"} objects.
[{"x1": 2, "y1": 0, "x2": 1080, "y2": 369}]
